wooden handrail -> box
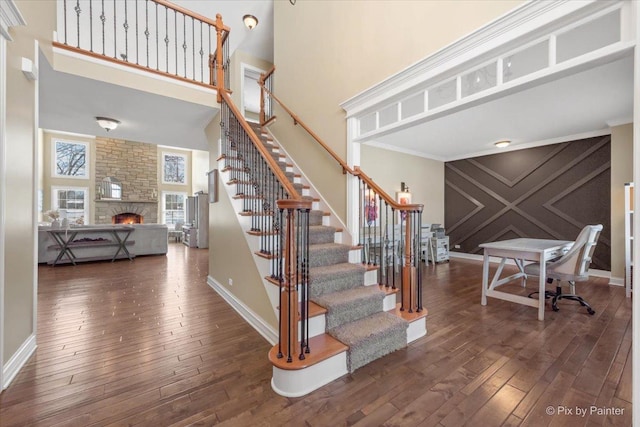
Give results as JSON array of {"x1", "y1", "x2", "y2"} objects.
[
  {"x1": 220, "y1": 90, "x2": 301, "y2": 199},
  {"x1": 260, "y1": 86, "x2": 423, "y2": 213},
  {"x1": 153, "y1": 0, "x2": 230, "y2": 31},
  {"x1": 353, "y1": 167, "x2": 423, "y2": 211},
  {"x1": 259, "y1": 66, "x2": 276, "y2": 86},
  {"x1": 261, "y1": 86, "x2": 354, "y2": 176}
]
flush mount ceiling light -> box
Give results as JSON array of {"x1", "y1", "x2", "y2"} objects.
[
  {"x1": 494, "y1": 140, "x2": 511, "y2": 148},
  {"x1": 96, "y1": 117, "x2": 120, "y2": 132},
  {"x1": 243, "y1": 14, "x2": 258, "y2": 30}
]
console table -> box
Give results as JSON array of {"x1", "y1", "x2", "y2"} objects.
[{"x1": 47, "y1": 226, "x2": 135, "y2": 266}]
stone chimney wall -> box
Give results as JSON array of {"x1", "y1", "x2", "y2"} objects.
[{"x1": 94, "y1": 138, "x2": 159, "y2": 223}]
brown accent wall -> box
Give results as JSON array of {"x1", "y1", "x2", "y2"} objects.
[{"x1": 445, "y1": 135, "x2": 611, "y2": 271}]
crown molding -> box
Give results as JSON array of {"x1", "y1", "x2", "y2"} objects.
[
  {"x1": 341, "y1": 0, "x2": 618, "y2": 117},
  {"x1": 0, "y1": 0, "x2": 26, "y2": 41}
]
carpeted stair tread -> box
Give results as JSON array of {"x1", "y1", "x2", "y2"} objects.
[
  {"x1": 309, "y1": 210, "x2": 324, "y2": 226},
  {"x1": 308, "y1": 243, "x2": 351, "y2": 267},
  {"x1": 308, "y1": 263, "x2": 367, "y2": 298},
  {"x1": 313, "y1": 286, "x2": 385, "y2": 329},
  {"x1": 308, "y1": 225, "x2": 337, "y2": 244},
  {"x1": 329, "y1": 311, "x2": 408, "y2": 373}
]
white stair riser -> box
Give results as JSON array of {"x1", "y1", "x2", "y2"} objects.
[{"x1": 271, "y1": 352, "x2": 348, "y2": 398}]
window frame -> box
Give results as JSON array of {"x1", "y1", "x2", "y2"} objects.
[
  {"x1": 52, "y1": 138, "x2": 90, "y2": 179},
  {"x1": 161, "y1": 191, "x2": 187, "y2": 225},
  {"x1": 162, "y1": 151, "x2": 188, "y2": 185},
  {"x1": 51, "y1": 186, "x2": 90, "y2": 224}
]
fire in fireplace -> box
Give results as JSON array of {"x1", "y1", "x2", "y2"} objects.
[{"x1": 113, "y1": 213, "x2": 143, "y2": 224}]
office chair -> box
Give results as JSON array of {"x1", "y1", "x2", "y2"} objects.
[{"x1": 524, "y1": 224, "x2": 603, "y2": 315}]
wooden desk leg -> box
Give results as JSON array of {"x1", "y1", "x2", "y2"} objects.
[
  {"x1": 538, "y1": 258, "x2": 546, "y2": 321},
  {"x1": 481, "y1": 251, "x2": 489, "y2": 305}
]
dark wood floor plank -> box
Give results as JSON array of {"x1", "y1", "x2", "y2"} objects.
[{"x1": 0, "y1": 251, "x2": 631, "y2": 426}]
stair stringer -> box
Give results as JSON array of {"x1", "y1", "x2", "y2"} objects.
[{"x1": 217, "y1": 159, "x2": 282, "y2": 324}]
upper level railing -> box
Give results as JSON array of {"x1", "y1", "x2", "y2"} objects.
[
  {"x1": 259, "y1": 73, "x2": 425, "y2": 315},
  {"x1": 55, "y1": 0, "x2": 230, "y2": 91}
]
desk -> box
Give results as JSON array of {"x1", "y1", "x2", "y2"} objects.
[
  {"x1": 479, "y1": 238, "x2": 572, "y2": 320},
  {"x1": 47, "y1": 226, "x2": 135, "y2": 265}
]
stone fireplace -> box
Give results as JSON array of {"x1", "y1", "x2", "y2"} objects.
[{"x1": 95, "y1": 201, "x2": 158, "y2": 224}]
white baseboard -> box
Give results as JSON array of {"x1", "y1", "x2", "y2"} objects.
[
  {"x1": 207, "y1": 276, "x2": 278, "y2": 345},
  {"x1": 3, "y1": 333, "x2": 36, "y2": 390}
]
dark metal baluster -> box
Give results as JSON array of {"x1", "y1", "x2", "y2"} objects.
[
  {"x1": 123, "y1": 0, "x2": 129, "y2": 61},
  {"x1": 417, "y1": 212, "x2": 423, "y2": 312},
  {"x1": 63, "y1": 0, "x2": 68, "y2": 45},
  {"x1": 183, "y1": 14, "x2": 187, "y2": 78},
  {"x1": 304, "y1": 208, "x2": 310, "y2": 354},
  {"x1": 144, "y1": 0, "x2": 149, "y2": 67},
  {"x1": 155, "y1": 2, "x2": 159, "y2": 70},
  {"x1": 384, "y1": 201, "x2": 389, "y2": 288},
  {"x1": 113, "y1": 0, "x2": 117, "y2": 59},
  {"x1": 135, "y1": 0, "x2": 138, "y2": 64},
  {"x1": 297, "y1": 209, "x2": 304, "y2": 360},
  {"x1": 192, "y1": 17, "x2": 195, "y2": 81},
  {"x1": 89, "y1": 1, "x2": 93, "y2": 52},
  {"x1": 199, "y1": 22, "x2": 204, "y2": 82},
  {"x1": 164, "y1": 6, "x2": 169, "y2": 72},
  {"x1": 100, "y1": 0, "x2": 105, "y2": 55},
  {"x1": 392, "y1": 208, "x2": 396, "y2": 290},
  {"x1": 74, "y1": 0, "x2": 81, "y2": 48}
]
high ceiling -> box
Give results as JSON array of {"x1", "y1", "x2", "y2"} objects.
[{"x1": 38, "y1": 1, "x2": 633, "y2": 160}]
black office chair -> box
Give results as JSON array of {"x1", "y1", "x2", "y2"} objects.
[{"x1": 524, "y1": 224, "x2": 603, "y2": 315}]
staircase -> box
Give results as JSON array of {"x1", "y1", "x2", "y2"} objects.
[{"x1": 219, "y1": 121, "x2": 427, "y2": 397}]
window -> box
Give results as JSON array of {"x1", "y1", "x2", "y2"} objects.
[
  {"x1": 52, "y1": 187, "x2": 89, "y2": 224},
  {"x1": 163, "y1": 152, "x2": 187, "y2": 184},
  {"x1": 53, "y1": 139, "x2": 88, "y2": 178},
  {"x1": 162, "y1": 192, "x2": 186, "y2": 225}
]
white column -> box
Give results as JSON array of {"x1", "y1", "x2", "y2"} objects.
[{"x1": 632, "y1": 0, "x2": 640, "y2": 423}]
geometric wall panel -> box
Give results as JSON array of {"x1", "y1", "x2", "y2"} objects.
[{"x1": 445, "y1": 135, "x2": 611, "y2": 270}]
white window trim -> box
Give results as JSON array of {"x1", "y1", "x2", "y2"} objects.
[
  {"x1": 51, "y1": 138, "x2": 90, "y2": 180},
  {"x1": 161, "y1": 151, "x2": 188, "y2": 185},
  {"x1": 161, "y1": 191, "x2": 187, "y2": 225},
  {"x1": 51, "y1": 185, "x2": 90, "y2": 224}
]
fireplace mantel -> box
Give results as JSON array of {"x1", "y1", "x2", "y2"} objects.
[{"x1": 95, "y1": 199, "x2": 157, "y2": 203}]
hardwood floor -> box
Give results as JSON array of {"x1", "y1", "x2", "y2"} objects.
[{"x1": 0, "y1": 244, "x2": 632, "y2": 426}]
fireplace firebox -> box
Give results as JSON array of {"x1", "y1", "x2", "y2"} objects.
[{"x1": 113, "y1": 213, "x2": 143, "y2": 224}]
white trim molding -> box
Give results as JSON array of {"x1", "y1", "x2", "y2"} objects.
[
  {"x1": 207, "y1": 276, "x2": 278, "y2": 345},
  {"x1": 0, "y1": 0, "x2": 25, "y2": 41},
  {"x1": 341, "y1": 1, "x2": 619, "y2": 117},
  {"x1": 2, "y1": 333, "x2": 36, "y2": 390}
]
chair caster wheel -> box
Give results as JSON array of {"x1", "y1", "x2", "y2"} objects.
[
  {"x1": 552, "y1": 306, "x2": 559, "y2": 312},
  {"x1": 587, "y1": 308, "x2": 595, "y2": 315}
]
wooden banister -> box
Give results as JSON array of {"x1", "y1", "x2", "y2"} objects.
[
  {"x1": 220, "y1": 91, "x2": 301, "y2": 199},
  {"x1": 153, "y1": 0, "x2": 230, "y2": 30},
  {"x1": 353, "y1": 167, "x2": 423, "y2": 212},
  {"x1": 259, "y1": 85, "x2": 423, "y2": 214},
  {"x1": 261, "y1": 86, "x2": 353, "y2": 176}
]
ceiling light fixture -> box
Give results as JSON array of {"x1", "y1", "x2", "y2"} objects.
[
  {"x1": 494, "y1": 140, "x2": 511, "y2": 148},
  {"x1": 96, "y1": 117, "x2": 120, "y2": 132},
  {"x1": 243, "y1": 14, "x2": 258, "y2": 30}
]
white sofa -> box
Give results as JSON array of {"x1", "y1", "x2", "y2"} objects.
[{"x1": 38, "y1": 224, "x2": 168, "y2": 264}]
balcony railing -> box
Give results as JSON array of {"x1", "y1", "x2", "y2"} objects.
[{"x1": 55, "y1": 0, "x2": 230, "y2": 91}]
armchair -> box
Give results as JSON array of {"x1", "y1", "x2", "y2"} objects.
[{"x1": 524, "y1": 224, "x2": 603, "y2": 315}]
